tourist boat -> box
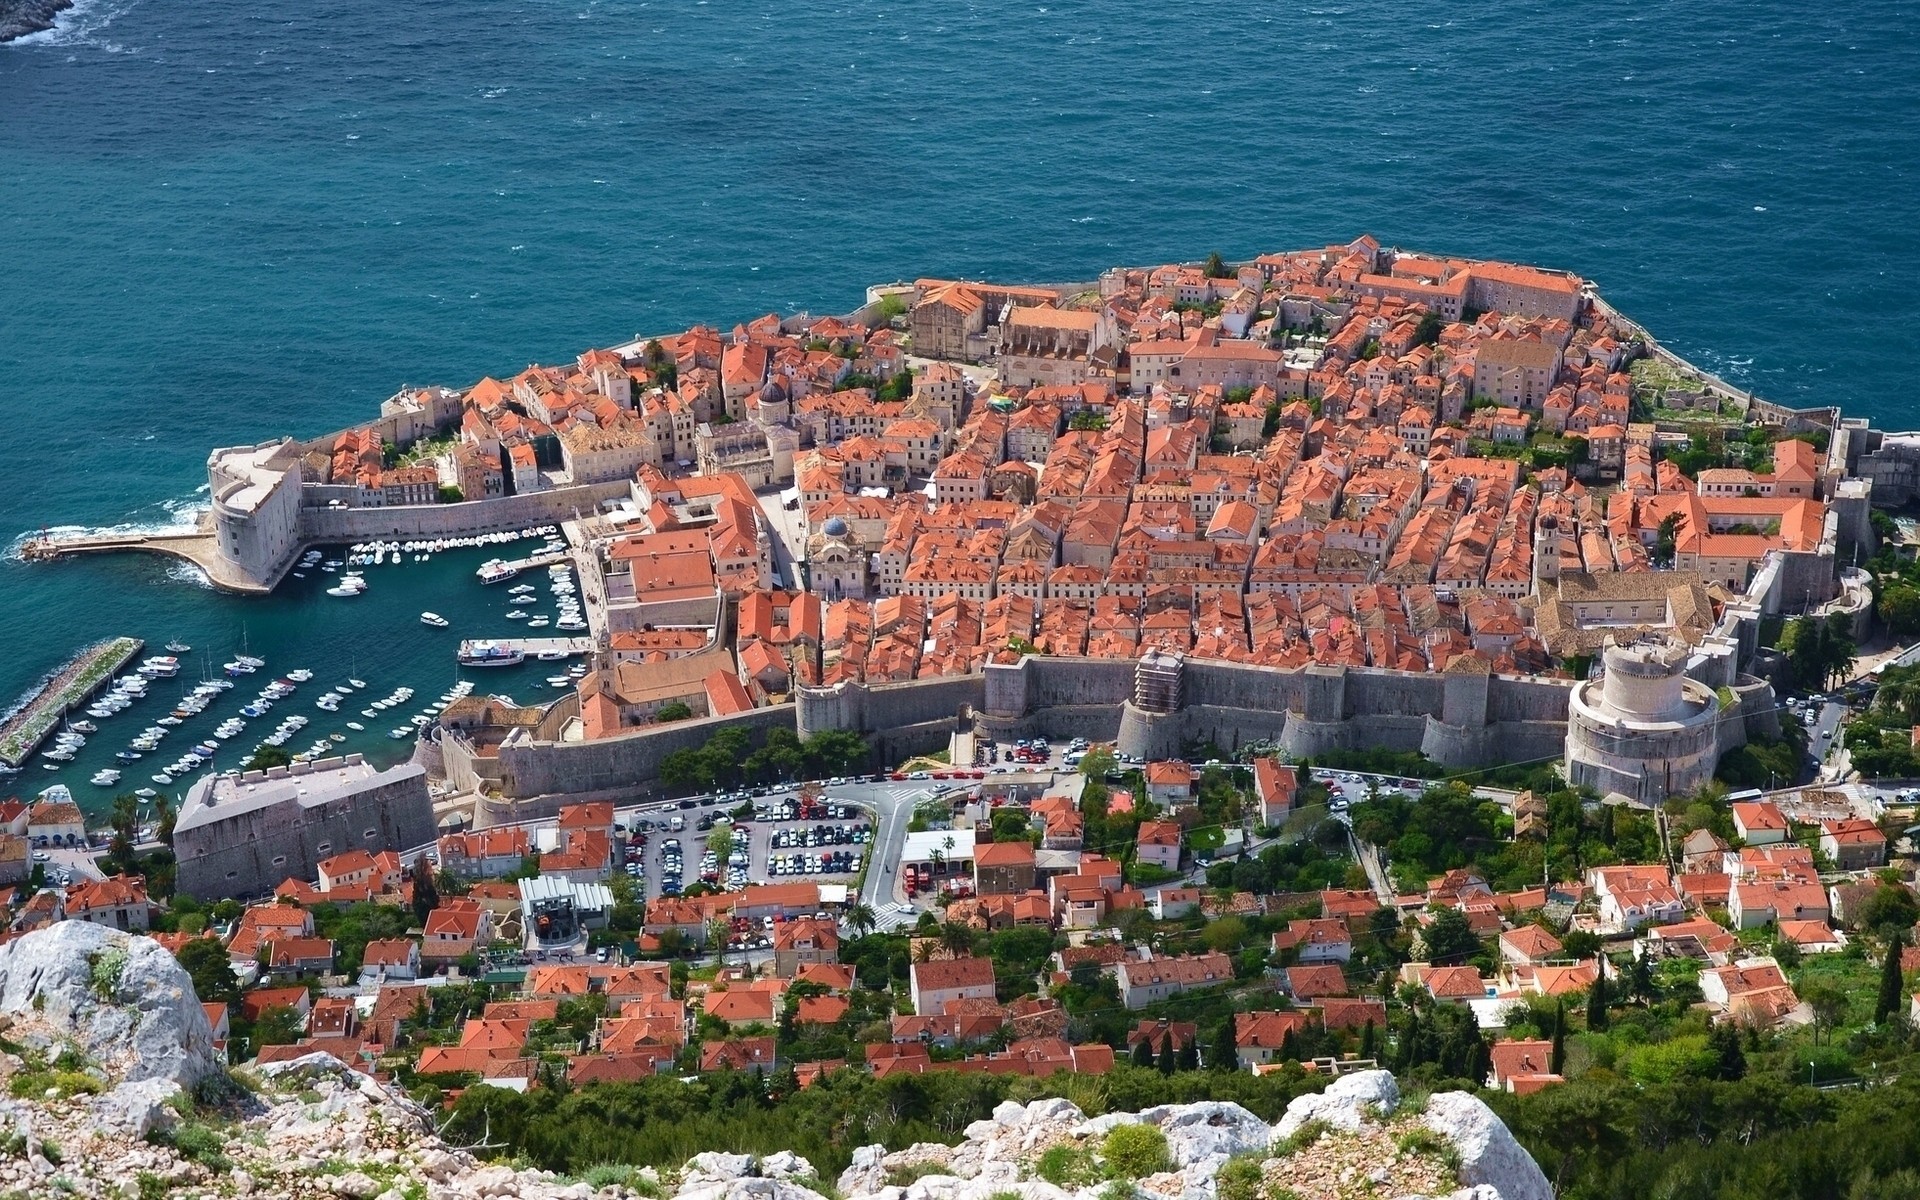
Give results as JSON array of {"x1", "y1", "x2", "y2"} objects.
[
  {"x1": 420, "y1": 612, "x2": 450, "y2": 628},
  {"x1": 477, "y1": 561, "x2": 520, "y2": 585},
  {"x1": 457, "y1": 641, "x2": 524, "y2": 668}
]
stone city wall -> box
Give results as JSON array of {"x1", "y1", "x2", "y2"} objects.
[
  {"x1": 296, "y1": 481, "x2": 631, "y2": 544},
  {"x1": 488, "y1": 705, "x2": 796, "y2": 814}
]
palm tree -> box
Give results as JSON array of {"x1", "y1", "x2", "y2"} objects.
[
  {"x1": 940, "y1": 919, "x2": 975, "y2": 957},
  {"x1": 848, "y1": 904, "x2": 877, "y2": 938}
]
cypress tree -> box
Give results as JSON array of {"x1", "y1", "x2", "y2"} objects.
[
  {"x1": 1177, "y1": 1035, "x2": 1200, "y2": 1072},
  {"x1": 1878, "y1": 930, "x2": 1907, "y2": 1025},
  {"x1": 1157, "y1": 1034, "x2": 1177, "y2": 1075},
  {"x1": 1549, "y1": 1000, "x2": 1566, "y2": 1076},
  {"x1": 1586, "y1": 957, "x2": 1610, "y2": 1031},
  {"x1": 1211, "y1": 1016, "x2": 1238, "y2": 1071},
  {"x1": 1708, "y1": 1022, "x2": 1747, "y2": 1081},
  {"x1": 1279, "y1": 1026, "x2": 1300, "y2": 1063},
  {"x1": 1359, "y1": 1019, "x2": 1377, "y2": 1061},
  {"x1": 1132, "y1": 1038, "x2": 1154, "y2": 1068}
]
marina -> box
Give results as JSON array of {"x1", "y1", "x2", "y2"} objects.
[{"x1": 5, "y1": 525, "x2": 585, "y2": 815}]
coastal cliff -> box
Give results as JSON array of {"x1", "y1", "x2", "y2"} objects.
[
  {"x1": 0, "y1": 923, "x2": 1553, "y2": 1200},
  {"x1": 0, "y1": 0, "x2": 71, "y2": 42}
]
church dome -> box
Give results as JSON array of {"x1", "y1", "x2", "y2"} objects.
[{"x1": 822, "y1": 516, "x2": 850, "y2": 538}]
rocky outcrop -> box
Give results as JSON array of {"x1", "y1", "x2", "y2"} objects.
[
  {"x1": 0, "y1": 921, "x2": 220, "y2": 1087},
  {"x1": 1421, "y1": 1093, "x2": 1553, "y2": 1200},
  {"x1": 0, "y1": 0, "x2": 73, "y2": 42},
  {"x1": 1273, "y1": 1068, "x2": 1401, "y2": 1137}
]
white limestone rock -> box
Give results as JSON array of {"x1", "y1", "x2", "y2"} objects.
[
  {"x1": 1023, "y1": 1098, "x2": 1086, "y2": 1125},
  {"x1": 90, "y1": 1077, "x2": 184, "y2": 1138},
  {"x1": 1136, "y1": 1102, "x2": 1273, "y2": 1167},
  {"x1": 685, "y1": 1152, "x2": 758, "y2": 1184},
  {"x1": 760, "y1": 1151, "x2": 816, "y2": 1180},
  {"x1": 838, "y1": 1145, "x2": 891, "y2": 1198},
  {"x1": 0, "y1": 922, "x2": 220, "y2": 1086},
  {"x1": 1421, "y1": 1094, "x2": 1550, "y2": 1200},
  {"x1": 1273, "y1": 1070, "x2": 1400, "y2": 1138}
]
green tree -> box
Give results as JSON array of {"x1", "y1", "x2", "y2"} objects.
[
  {"x1": 106, "y1": 793, "x2": 139, "y2": 871},
  {"x1": 1157, "y1": 1035, "x2": 1177, "y2": 1075},
  {"x1": 411, "y1": 862, "x2": 440, "y2": 926},
  {"x1": 1805, "y1": 982, "x2": 1847, "y2": 1045},
  {"x1": 656, "y1": 701, "x2": 694, "y2": 723},
  {"x1": 174, "y1": 936, "x2": 240, "y2": 1006},
  {"x1": 848, "y1": 904, "x2": 877, "y2": 938},
  {"x1": 1586, "y1": 959, "x2": 1610, "y2": 1032},
  {"x1": 244, "y1": 745, "x2": 293, "y2": 772},
  {"x1": 1202, "y1": 252, "x2": 1232, "y2": 280},
  {"x1": 1859, "y1": 883, "x2": 1920, "y2": 936},
  {"x1": 1881, "y1": 586, "x2": 1920, "y2": 638},
  {"x1": 707, "y1": 826, "x2": 735, "y2": 863},
  {"x1": 1131, "y1": 1038, "x2": 1154, "y2": 1068},
  {"x1": 1879, "y1": 931, "x2": 1907, "y2": 1026},
  {"x1": 1080, "y1": 747, "x2": 1117, "y2": 779},
  {"x1": 1707, "y1": 1021, "x2": 1746, "y2": 1081},
  {"x1": 253, "y1": 1004, "x2": 306, "y2": 1048},
  {"x1": 1423, "y1": 908, "x2": 1481, "y2": 965},
  {"x1": 154, "y1": 792, "x2": 177, "y2": 847},
  {"x1": 1176, "y1": 1036, "x2": 1200, "y2": 1072}
]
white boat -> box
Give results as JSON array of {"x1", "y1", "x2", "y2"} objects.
[
  {"x1": 477, "y1": 561, "x2": 520, "y2": 585},
  {"x1": 526, "y1": 617, "x2": 551, "y2": 628},
  {"x1": 349, "y1": 678, "x2": 366, "y2": 688},
  {"x1": 505, "y1": 610, "x2": 528, "y2": 620},
  {"x1": 164, "y1": 641, "x2": 192, "y2": 654},
  {"x1": 152, "y1": 773, "x2": 174, "y2": 785},
  {"x1": 346, "y1": 722, "x2": 364, "y2": 731},
  {"x1": 327, "y1": 583, "x2": 365, "y2": 598},
  {"x1": 286, "y1": 669, "x2": 314, "y2": 683},
  {"x1": 389, "y1": 728, "x2": 413, "y2": 739},
  {"x1": 420, "y1": 612, "x2": 450, "y2": 627},
  {"x1": 235, "y1": 655, "x2": 265, "y2": 669},
  {"x1": 69, "y1": 720, "x2": 97, "y2": 734}
]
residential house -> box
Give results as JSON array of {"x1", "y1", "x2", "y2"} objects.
[
  {"x1": 1116, "y1": 951, "x2": 1234, "y2": 1010},
  {"x1": 910, "y1": 956, "x2": 998, "y2": 1016}
]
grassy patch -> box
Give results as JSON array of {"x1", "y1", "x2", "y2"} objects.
[
  {"x1": 1036, "y1": 1145, "x2": 1101, "y2": 1188},
  {"x1": 1273, "y1": 1119, "x2": 1331, "y2": 1157},
  {"x1": 884, "y1": 1162, "x2": 949, "y2": 1189}
]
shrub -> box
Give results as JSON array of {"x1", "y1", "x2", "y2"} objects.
[
  {"x1": 1394, "y1": 1127, "x2": 1460, "y2": 1176},
  {"x1": 1101, "y1": 1124, "x2": 1171, "y2": 1180},
  {"x1": 884, "y1": 1162, "x2": 947, "y2": 1189},
  {"x1": 89, "y1": 947, "x2": 128, "y2": 999},
  {"x1": 1214, "y1": 1156, "x2": 1266, "y2": 1200},
  {"x1": 1036, "y1": 1145, "x2": 1100, "y2": 1188},
  {"x1": 1273, "y1": 1119, "x2": 1331, "y2": 1157},
  {"x1": 148, "y1": 1120, "x2": 232, "y2": 1172}
]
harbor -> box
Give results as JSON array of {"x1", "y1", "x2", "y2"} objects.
[
  {"x1": 0, "y1": 637, "x2": 144, "y2": 767},
  {"x1": 0, "y1": 524, "x2": 596, "y2": 816}
]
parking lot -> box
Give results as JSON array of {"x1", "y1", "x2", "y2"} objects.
[{"x1": 624, "y1": 791, "x2": 874, "y2": 901}]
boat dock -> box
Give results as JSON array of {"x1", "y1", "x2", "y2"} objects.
[
  {"x1": 458, "y1": 638, "x2": 593, "y2": 660},
  {"x1": 487, "y1": 550, "x2": 572, "y2": 576},
  {"x1": 0, "y1": 637, "x2": 144, "y2": 766}
]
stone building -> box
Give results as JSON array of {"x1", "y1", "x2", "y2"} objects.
[{"x1": 173, "y1": 756, "x2": 437, "y2": 900}]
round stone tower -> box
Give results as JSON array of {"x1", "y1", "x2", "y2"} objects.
[{"x1": 1565, "y1": 637, "x2": 1721, "y2": 804}]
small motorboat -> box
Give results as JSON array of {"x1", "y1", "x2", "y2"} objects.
[
  {"x1": 164, "y1": 641, "x2": 192, "y2": 654},
  {"x1": 346, "y1": 722, "x2": 364, "y2": 731},
  {"x1": 420, "y1": 612, "x2": 450, "y2": 628},
  {"x1": 389, "y1": 728, "x2": 413, "y2": 739}
]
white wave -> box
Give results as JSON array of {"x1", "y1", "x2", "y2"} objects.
[
  {"x1": 166, "y1": 561, "x2": 213, "y2": 590},
  {"x1": 12, "y1": 0, "x2": 140, "y2": 51},
  {"x1": 5, "y1": 493, "x2": 209, "y2": 561}
]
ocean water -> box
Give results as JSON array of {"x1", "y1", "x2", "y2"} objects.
[{"x1": 1, "y1": 0, "x2": 1916, "y2": 809}]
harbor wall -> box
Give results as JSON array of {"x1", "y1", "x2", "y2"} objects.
[{"x1": 296, "y1": 481, "x2": 631, "y2": 545}]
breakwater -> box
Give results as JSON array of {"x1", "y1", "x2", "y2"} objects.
[{"x1": 0, "y1": 636, "x2": 141, "y2": 767}]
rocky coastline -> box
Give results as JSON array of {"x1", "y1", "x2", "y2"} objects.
[{"x1": 0, "y1": 0, "x2": 72, "y2": 43}]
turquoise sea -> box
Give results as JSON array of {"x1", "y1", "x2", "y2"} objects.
[{"x1": 1, "y1": 0, "x2": 1916, "y2": 811}]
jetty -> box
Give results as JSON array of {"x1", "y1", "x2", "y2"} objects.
[
  {"x1": 0, "y1": 637, "x2": 143, "y2": 766},
  {"x1": 458, "y1": 638, "x2": 592, "y2": 661},
  {"x1": 483, "y1": 550, "x2": 572, "y2": 577}
]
